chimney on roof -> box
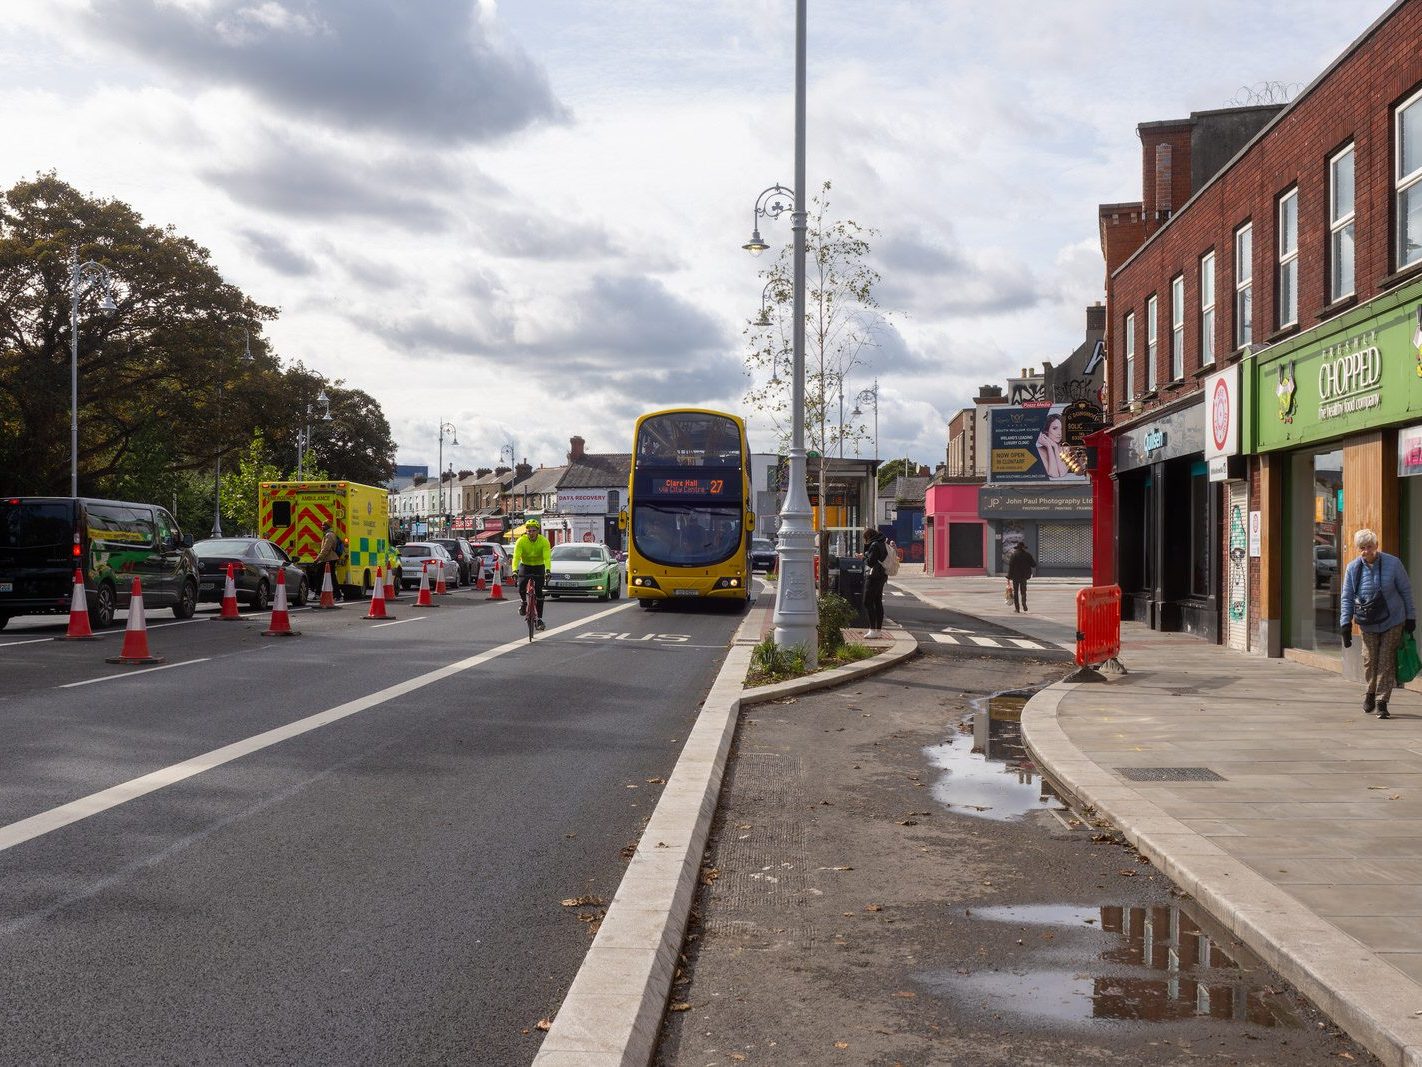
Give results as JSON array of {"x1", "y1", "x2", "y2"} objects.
[
  {"x1": 458, "y1": 469, "x2": 473, "y2": 479},
  {"x1": 515, "y1": 460, "x2": 532, "y2": 481},
  {"x1": 1087, "y1": 302, "x2": 1106, "y2": 332},
  {"x1": 568, "y1": 435, "x2": 586, "y2": 463},
  {"x1": 476, "y1": 467, "x2": 492, "y2": 477}
]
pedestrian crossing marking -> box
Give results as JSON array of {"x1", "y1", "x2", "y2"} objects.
[
  {"x1": 929, "y1": 631, "x2": 1048, "y2": 651},
  {"x1": 969, "y1": 635, "x2": 1000, "y2": 647},
  {"x1": 1008, "y1": 638, "x2": 1041, "y2": 649}
]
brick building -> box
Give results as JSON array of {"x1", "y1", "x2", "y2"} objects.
[{"x1": 1100, "y1": 0, "x2": 1422, "y2": 668}]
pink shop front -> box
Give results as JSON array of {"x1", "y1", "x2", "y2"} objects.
[{"x1": 924, "y1": 481, "x2": 988, "y2": 576}]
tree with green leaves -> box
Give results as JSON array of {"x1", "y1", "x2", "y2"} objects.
[
  {"x1": 743, "y1": 181, "x2": 889, "y2": 588},
  {"x1": 876, "y1": 457, "x2": 923, "y2": 492}
]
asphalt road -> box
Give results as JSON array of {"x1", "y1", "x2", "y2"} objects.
[{"x1": 0, "y1": 581, "x2": 747, "y2": 1064}]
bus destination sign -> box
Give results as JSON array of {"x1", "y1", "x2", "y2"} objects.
[{"x1": 651, "y1": 476, "x2": 730, "y2": 497}]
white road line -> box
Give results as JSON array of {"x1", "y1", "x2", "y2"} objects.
[
  {"x1": 0, "y1": 636, "x2": 55, "y2": 648},
  {"x1": 930, "y1": 633, "x2": 958, "y2": 645},
  {"x1": 59, "y1": 658, "x2": 211, "y2": 688},
  {"x1": 371, "y1": 617, "x2": 427, "y2": 628},
  {"x1": 0, "y1": 600, "x2": 636, "y2": 855},
  {"x1": 1008, "y1": 638, "x2": 1042, "y2": 649},
  {"x1": 888, "y1": 590, "x2": 906, "y2": 597},
  {"x1": 969, "y1": 635, "x2": 1001, "y2": 647}
]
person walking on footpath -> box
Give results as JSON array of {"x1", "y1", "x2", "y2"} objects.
[
  {"x1": 312, "y1": 522, "x2": 344, "y2": 602},
  {"x1": 1341, "y1": 528, "x2": 1416, "y2": 719},
  {"x1": 1007, "y1": 540, "x2": 1035, "y2": 613},
  {"x1": 862, "y1": 527, "x2": 889, "y2": 640}
]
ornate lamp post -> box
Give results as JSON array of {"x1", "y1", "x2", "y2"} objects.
[
  {"x1": 68, "y1": 249, "x2": 118, "y2": 496},
  {"x1": 852, "y1": 380, "x2": 879, "y2": 463},
  {"x1": 296, "y1": 389, "x2": 331, "y2": 481},
  {"x1": 437, "y1": 420, "x2": 458, "y2": 531},
  {"x1": 742, "y1": 0, "x2": 816, "y2": 665}
]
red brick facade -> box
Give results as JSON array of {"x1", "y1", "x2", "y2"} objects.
[{"x1": 1108, "y1": 1, "x2": 1422, "y2": 417}]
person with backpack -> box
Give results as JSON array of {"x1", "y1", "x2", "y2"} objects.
[
  {"x1": 1007, "y1": 540, "x2": 1036, "y2": 613},
  {"x1": 862, "y1": 527, "x2": 890, "y2": 639},
  {"x1": 313, "y1": 522, "x2": 344, "y2": 602},
  {"x1": 1341, "y1": 528, "x2": 1415, "y2": 720}
]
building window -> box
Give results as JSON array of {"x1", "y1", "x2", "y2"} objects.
[
  {"x1": 1170, "y1": 275, "x2": 1184, "y2": 381},
  {"x1": 1123, "y1": 311, "x2": 1135, "y2": 402},
  {"x1": 1234, "y1": 223, "x2": 1252, "y2": 348},
  {"x1": 1330, "y1": 144, "x2": 1355, "y2": 302},
  {"x1": 1200, "y1": 251, "x2": 1216, "y2": 365},
  {"x1": 1398, "y1": 87, "x2": 1422, "y2": 270},
  {"x1": 1277, "y1": 189, "x2": 1299, "y2": 328},
  {"x1": 1145, "y1": 295, "x2": 1158, "y2": 392}
]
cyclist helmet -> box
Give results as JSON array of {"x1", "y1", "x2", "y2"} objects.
[{"x1": 526, "y1": 518, "x2": 541, "y2": 530}]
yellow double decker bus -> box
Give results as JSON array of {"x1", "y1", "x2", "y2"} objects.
[{"x1": 622, "y1": 408, "x2": 753, "y2": 608}]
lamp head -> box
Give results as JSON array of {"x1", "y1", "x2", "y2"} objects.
[
  {"x1": 754, "y1": 307, "x2": 772, "y2": 327},
  {"x1": 742, "y1": 229, "x2": 769, "y2": 256},
  {"x1": 851, "y1": 405, "x2": 863, "y2": 418},
  {"x1": 98, "y1": 292, "x2": 117, "y2": 314}
]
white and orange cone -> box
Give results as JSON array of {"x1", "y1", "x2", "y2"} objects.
[
  {"x1": 384, "y1": 565, "x2": 399, "y2": 602},
  {"x1": 262, "y1": 565, "x2": 301, "y2": 637},
  {"x1": 365, "y1": 566, "x2": 395, "y2": 620},
  {"x1": 434, "y1": 559, "x2": 449, "y2": 595},
  {"x1": 488, "y1": 564, "x2": 505, "y2": 601},
  {"x1": 415, "y1": 562, "x2": 437, "y2": 607},
  {"x1": 318, "y1": 563, "x2": 340, "y2": 609},
  {"x1": 216, "y1": 563, "x2": 242, "y2": 621},
  {"x1": 105, "y1": 578, "x2": 164, "y2": 664},
  {"x1": 59, "y1": 568, "x2": 97, "y2": 640},
  {"x1": 475, "y1": 559, "x2": 487, "y2": 591}
]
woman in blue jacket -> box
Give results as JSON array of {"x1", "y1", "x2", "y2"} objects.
[{"x1": 1340, "y1": 528, "x2": 1416, "y2": 719}]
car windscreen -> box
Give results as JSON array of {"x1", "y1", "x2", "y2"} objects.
[
  {"x1": 0, "y1": 501, "x2": 73, "y2": 553},
  {"x1": 195, "y1": 539, "x2": 253, "y2": 557},
  {"x1": 401, "y1": 545, "x2": 431, "y2": 557},
  {"x1": 551, "y1": 547, "x2": 603, "y2": 562}
]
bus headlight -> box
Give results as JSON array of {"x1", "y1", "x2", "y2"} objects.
[
  {"x1": 714, "y1": 576, "x2": 742, "y2": 589},
  {"x1": 633, "y1": 575, "x2": 660, "y2": 589}
]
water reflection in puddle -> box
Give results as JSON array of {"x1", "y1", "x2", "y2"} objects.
[
  {"x1": 924, "y1": 691, "x2": 1065, "y2": 821},
  {"x1": 921, "y1": 902, "x2": 1300, "y2": 1029}
]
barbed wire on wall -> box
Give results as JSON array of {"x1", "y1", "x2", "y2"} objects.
[{"x1": 1227, "y1": 81, "x2": 1305, "y2": 107}]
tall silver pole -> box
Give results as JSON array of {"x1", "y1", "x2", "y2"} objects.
[
  {"x1": 70, "y1": 255, "x2": 79, "y2": 497},
  {"x1": 212, "y1": 376, "x2": 223, "y2": 537},
  {"x1": 438, "y1": 421, "x2": 444, "y2": 528},
  {"x1": 772, "y1": 0, "x2": 818, "y2": 666}
]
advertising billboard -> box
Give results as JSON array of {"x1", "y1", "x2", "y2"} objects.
[{"x1": 988, "y1": 404, "x2": 1088, "y2": 484}]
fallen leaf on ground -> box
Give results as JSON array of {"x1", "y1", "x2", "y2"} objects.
[
  {"x1": 730, "y1": 1055, "x2": 746, "y2": 1063},
  {"x1": 668, "y1": 1001, "x2": 692, "y2": 1012},
  {"x1": 865, "y1": 904, "x2": 883, "y2": 912},
  {"x1": 834, "y1": 1041, "x2": 849, "y2": 1049},
  {"x1": 736, "y1": 823, "x2": 753, "y2": 830},
  {"x1": 892, "y1": 990, "x2": 916, "y2": 998},
  {"x1": 1390, "y1": 794, "x2": 1403, "y2": 800},
  {"x1": 1117, "y1": 869, "x2": 1138, "y2": 877},
  {"x1": 898, "y1": 819, "x2": 918, "y2": 826},
  {"x1": 701, "y1": 867, "x2": 721, "y2": 885},
  {"x1": 646, "y1": 777, "x2": 666, "y2": 785},
  {"x1": 535, "y1": 1018, "x2": 553, "y2": 1031},
  {"x1": 560, "y1": 895, "x2": 605, "y2": 907}
]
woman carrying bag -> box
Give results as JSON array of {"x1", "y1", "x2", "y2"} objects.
[{"x1": 1340, "y1": 528, "x2": 1416, "y2": 720}]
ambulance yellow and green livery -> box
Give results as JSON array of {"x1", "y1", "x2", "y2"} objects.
[{"x1": 258, "y1": 481, "x2": 393, "y2": 596}]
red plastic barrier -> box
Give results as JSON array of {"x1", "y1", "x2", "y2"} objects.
[{"x1": 1075, "y1": 585, "x2": 1122, "y2": 667}]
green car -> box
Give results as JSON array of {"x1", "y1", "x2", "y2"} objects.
[{"x1": 546, "y1": 543, "x2": 623, "y2": 601}]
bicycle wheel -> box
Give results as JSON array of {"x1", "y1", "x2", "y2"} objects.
[{"x1": 526, "y1": 592, "x2": 537, "y2": 642}]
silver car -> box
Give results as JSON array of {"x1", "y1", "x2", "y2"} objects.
[{"x1": 398, "y1": 541, "x2": 458, "y2": 590}]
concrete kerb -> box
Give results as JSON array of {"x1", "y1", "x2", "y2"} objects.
[
  {"x1": 532, "y1": 602, "x2": 920, "y2": 1066},
  {"x1": 1022, "y1": 679, "x2": 1422, "y2": 1067}
]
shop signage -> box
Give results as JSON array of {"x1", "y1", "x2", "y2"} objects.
[
  {"x1": 1144, "y1": 429, "x2": 1166, "y2": 453},
  {"x1": 1116, "y1": 398, "x2": 1205, "y2": 473},
  {"x1": 1248, "y1": 510, "x2": 1261, "y2": 557},
  {"x1": 977, "y1": 484, "x2": 1092, "y2": 519},
  {"x1": 1062, "y1": 400, "x2": 1101, "y2": 446},
  {"x1": 556, "y1": 489, "x2": 611, "y2": 514},
  {"x1": 1204, "y1": 365, "x2": 1240, "y2": 482},
  {"x1": 1252, "y1": 281, "x2": 1422, "y2": 451},
  {"x1": 987, "y1": 404, "x2": 1088, "y2": 484},
  {"x1": 1399, "y1": 424, "x2": 1422, "y2": 477}
]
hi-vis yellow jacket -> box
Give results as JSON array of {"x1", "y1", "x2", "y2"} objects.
[{"x1": 510, "y1": 533, "x2": 551, "y2": 572}]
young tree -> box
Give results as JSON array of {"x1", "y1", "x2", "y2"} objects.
[
  {"x1": 220, "y1": 432, "x2": 284, "y2": 536},
  {"x1": 744, "y1": 182, "x2": 888, "y2": 588}
]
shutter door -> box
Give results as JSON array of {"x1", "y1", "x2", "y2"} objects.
[{"x1": 1038, "y1": 522, "x2": 1091, "y2": 568}]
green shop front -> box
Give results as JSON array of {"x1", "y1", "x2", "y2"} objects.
[{"x1": 1249, "y1": 278, "x2": 1422, "y2": 671}]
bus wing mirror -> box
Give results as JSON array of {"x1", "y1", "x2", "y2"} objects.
[{"x1": 617, "y1": 509, "x2": 628, "y2": 531}]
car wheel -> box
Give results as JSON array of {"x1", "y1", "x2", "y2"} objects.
[
  {"x1": 612, "y1": 578, "x2": 621, "y2": 601},
  {"x1": 172, "y1": 579, "x2": 198, "y2": 620},
  {"x1": 89, "y1": 582, "x2": 116, "y2": 629},
  {"x1": 293, "y1": 577, "x2": 310, "y2": 606},
  {"x1": 254, "y1": 580, "x2": 272, "y2": 612}
]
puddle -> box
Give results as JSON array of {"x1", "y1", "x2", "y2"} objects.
[
  {"x1": 920, "y1": 902, "x2": 1300, "y2": 1029},
  {"x1": 924, "y1": 690, "x2": 1065, "y2": 821}
]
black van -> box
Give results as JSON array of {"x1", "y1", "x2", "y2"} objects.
[{"x1": 0, "y1": 497, "x2": 201, "y2": 629}]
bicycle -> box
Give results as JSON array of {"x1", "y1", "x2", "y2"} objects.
[{"x1": 518, "y1": 567, "x2": 545, "y2": 642}]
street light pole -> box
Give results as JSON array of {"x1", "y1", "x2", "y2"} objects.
[
  {"x1": 68, "y1": 249, "x2": 118, "y2": 497},
  {"x1": 437, "y1": 420, "x2": 458, "y2": 532},
  {"x1": 852, "y1": 380, "x2": 879, "y2": 463},
  {"x1": 212, "y1": 329, "x2": 255, "y2": 537},
  {"x1": 297, "y1": 388, "x2": 331, "y2": 481}
]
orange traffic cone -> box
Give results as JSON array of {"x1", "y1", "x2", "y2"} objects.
[
  {"x1": 105, "y1": 578, "x2": 164, "y2": 664},
  {"x1": 384, "y1": 565, "x2": 399, "y2": 602},
  {"x1": 365, "y1": 567, "x2": 395, "y2": 620},
  {"x1": 488, "y1": 565, "x2": 505, "y2": 601},
  {"x1": 415, "y1": 562, "x2": 437, "y2": 607},
  {"x1": 318, "y1": 563, "x2": 340, "y2": 609},
  {"x1": 434, "y1": 559, "x2": 449, "y2": 595},
  {"x1": 262, "y1": 565, "x2": 301, "y2": 636},
  {"x1": 216, "y1": 563, "x2": 242, "y2": 620},
  {"x1": 58, "y1": 568, "x2": 97, "y2": 640},
  {"x1": 475, "y1": 560, "x2": 487, "y2": 591}
]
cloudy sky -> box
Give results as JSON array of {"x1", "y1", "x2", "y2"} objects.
[{"x1": 1, "y1": 0, "x2": 1390, "y2": 474}]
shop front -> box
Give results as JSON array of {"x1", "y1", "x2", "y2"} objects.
[
  {"x1": 1114, "y1": 397, "x2": 1219, "y2": 640},
  {"x1": 1250, "y1": 278, "x2": 1422, "y2": 675},
  {"x1": 924, "y1": 481, "x2": 987, "y2": 576},
  {"x1": 977, "y1": 484, "x2": 1092, "y2": 577}
]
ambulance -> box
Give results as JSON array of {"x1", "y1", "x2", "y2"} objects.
[{"x1": 258, "y1": 481, "x2": 394, "y2": 597}]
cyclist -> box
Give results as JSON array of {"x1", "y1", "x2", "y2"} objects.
[{"x1": 510, "y1": 518, "x2": 551, "y2": 631}]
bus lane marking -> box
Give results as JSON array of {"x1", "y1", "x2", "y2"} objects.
[
  {"x1": 0, "y1": 600, "x2": 636, "y2": 855},
  {"x1": 371, "y1": 617, "x2": 428, "y2": 629},
  {"x1": 60, "y1": 658, "x2": 212, "y2": 688}
]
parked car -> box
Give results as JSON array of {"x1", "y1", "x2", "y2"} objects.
[
  {"x1": 1314, "y1": 544, "x2": 1338, "y2": 589},
  {"x1": 469, "y1": 542, "x2": 512, "y2": 583},
  {"x1": 398, "y1": 541, "x2": 457, "y2": 589},
  {"x1": 0, "y1": 496, "x2": 199, "y2": 629},
  {"x1": 546, "y1": 543, "x2": 622, "y2": 601},
  {"x1": 749, "y1": 538, "x2": 778, "y2": 572},
  {"x1": 193, "y1": 537, "x2": 309, "y2": 610},
  {"x1": 430, "y1": 537, "x2": 474, "y2": 586}
]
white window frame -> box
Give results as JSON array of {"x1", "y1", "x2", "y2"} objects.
[
  {"x1": 1123, "y1": 312, "x2": 1136, "y2": 403},
  {"x1": 1200, "y1": 251, "x2": 1216, "y2": 366},
  {"x1": 1170, "y1": 274, "x2": 1185, "y2": 381},
  {"x1": 1145, "y1": 294, "x2": 1158, "y2": 392},
  {"x1": 1397, "y1": 87, "x2": 1422, "y2": 271},
  {"x1": 1277, "y1": 188, "x2": 1299, "y2": 328},
  {"x1": 1235, "y1": 223, "x2": 1253, "y2": 348},
  {"x1": 1330, "y1": 144, "x2": 1356, "y2": 302}
]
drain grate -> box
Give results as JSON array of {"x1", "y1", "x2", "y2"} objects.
[{"x1": 1116, "y1": 766, "x2": 1226, "y2": 782}]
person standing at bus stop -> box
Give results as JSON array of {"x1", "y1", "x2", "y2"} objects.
[{"x1": 862, "y1": 527, "x2": 889, "y2": 640}]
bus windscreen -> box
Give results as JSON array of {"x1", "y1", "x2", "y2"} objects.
[{"x1": 635, "y1": 411, "x2": 743, "y2": 468}]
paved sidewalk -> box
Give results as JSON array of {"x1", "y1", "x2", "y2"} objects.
[{"x1": 892, "y1": 567, "x2": 1422, "y2": 1067}]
